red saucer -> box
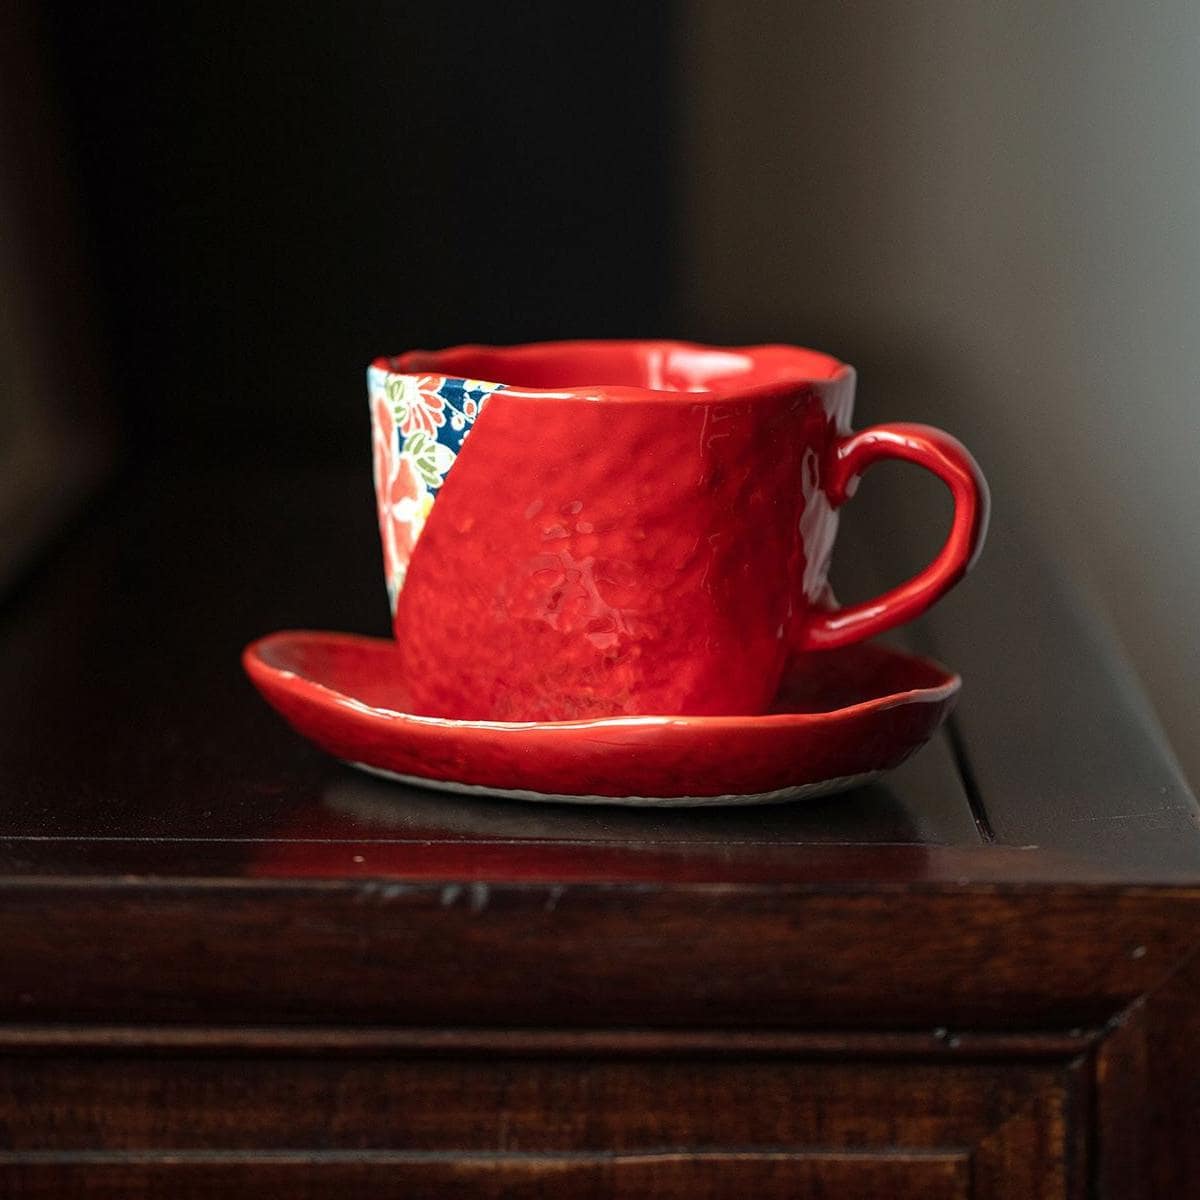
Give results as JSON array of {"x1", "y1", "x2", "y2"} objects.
[{"x1": 243, "y1": 631, "x2": 959, "y2": 807}]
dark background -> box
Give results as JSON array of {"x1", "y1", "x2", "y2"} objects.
[
  {"x1": 36, "y1": 1, "x2": 676, "y2": 462},
  {"x1": 4, "y1": 2, "x2": 1197, "y2": 781}
]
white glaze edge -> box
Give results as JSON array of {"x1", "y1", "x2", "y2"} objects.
[{"x1": 345, "y1": 762, "x2": 882, "y2": 808}]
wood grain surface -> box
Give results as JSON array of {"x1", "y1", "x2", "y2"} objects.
[{"x1": 0, "y1": 464, "x2": 1196, "y2": 1197}]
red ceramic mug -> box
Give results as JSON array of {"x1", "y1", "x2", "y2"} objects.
[{"x1": 368, "y1": 341, "x2": 988, "y2": 721}]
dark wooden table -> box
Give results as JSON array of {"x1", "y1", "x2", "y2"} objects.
[{"x1": 1, "y1": 462, "x2": 1197, "y2": 1199}]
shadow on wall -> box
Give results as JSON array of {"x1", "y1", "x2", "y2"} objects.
[
  {"x1": 0, "y1": 3, "x2": 114, "y2": 589},
  {"x1": 36, "y1": 0, "x2": 677, "y2": 463},
  {"x1": 676, "y1": 0, "x2": 1200, "y2": 786}
]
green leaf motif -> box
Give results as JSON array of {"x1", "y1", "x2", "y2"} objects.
[
  {"x1": 404, "y1": 428, "x2": 450, "y2": 489},
  {"x1": 385, "y1": 376, "x2": 409, "y2": 427}
]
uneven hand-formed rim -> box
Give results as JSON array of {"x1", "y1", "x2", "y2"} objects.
[{"x1": 370, "y1": 339, "x2": 854, "y2": 403}]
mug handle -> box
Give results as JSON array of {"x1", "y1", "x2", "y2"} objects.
[{"x1": 796, "y1": 422, "x2": 991, "y2": 651}]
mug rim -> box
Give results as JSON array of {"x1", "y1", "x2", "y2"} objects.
[{"x1": 369, "y1": 339, "x2": 853, "y2": 402}]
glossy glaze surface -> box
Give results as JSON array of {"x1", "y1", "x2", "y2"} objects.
[
  {"x1": 371, "y1": 341, "x2": 988, "y2": 721},
  {"x1": 243, "y1": 630, "x2": 959, "y2": 805}
]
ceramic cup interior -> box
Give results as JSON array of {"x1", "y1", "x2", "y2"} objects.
[{"x1": 394, "y1": 340, "x2": 848, "y2": 393}]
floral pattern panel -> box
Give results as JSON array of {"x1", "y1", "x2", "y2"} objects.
[{"x1": 368, "y1": 368, "x2": 504, "y2": 611}]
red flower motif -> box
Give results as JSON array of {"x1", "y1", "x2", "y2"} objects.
[
  {"x1": 387, "y1": 456, "x2": 424, "y2": 561},
  {"x1": 370, "y1": 378, "x2": 442, "y2": 606},
  {"x1": 398, "y1": 376, "x2": 447, "y2": 437},
  {"x1": 369, "y1": 393, "x2": 398, "y2": 561},
  {"x1": 371, "y1": 393, "x2": 394, "y2": 467}
]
